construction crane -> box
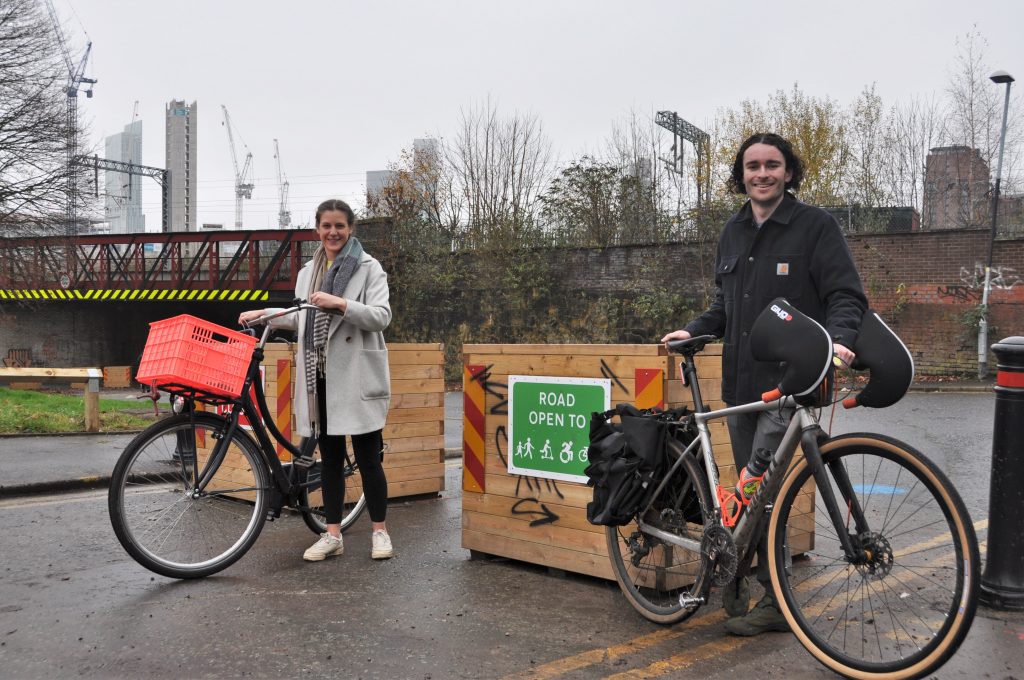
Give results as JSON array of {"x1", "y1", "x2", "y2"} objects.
[
  {"x1": 44, "y1": 0, "x2": 97, "y2": 234},
  {"x1": 221, "y1": 105, "x2": 254, "y2": 229},
  {"x1": 273, "y1": 139, "x2": 292, "y2": 228}
]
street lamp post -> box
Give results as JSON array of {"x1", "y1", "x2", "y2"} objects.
[{"x1": 978, "y1": 70, "x2": 1014, "y2": 379}]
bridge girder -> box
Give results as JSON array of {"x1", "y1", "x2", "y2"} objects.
[{"x1": 0, "y1": 229, "x2": 318, "y2": 302}]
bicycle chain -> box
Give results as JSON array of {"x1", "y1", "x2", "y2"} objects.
[{"x1": 701, "y1": 524, "x2": 738, "y2": 586}]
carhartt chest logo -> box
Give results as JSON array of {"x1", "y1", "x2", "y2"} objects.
[{"x1": 777, "y1": 263, "x2": 790, "y2": 275}]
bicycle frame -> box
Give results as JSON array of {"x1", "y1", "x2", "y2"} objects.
[
  {"x1": 637, "y1": 349, "x2": 872, "y2": 573},
  {"x1": 191, "y1": 321, "x2": 311, "y2": 501}
]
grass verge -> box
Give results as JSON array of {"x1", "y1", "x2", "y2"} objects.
[{"x1": 0, "y1": 388, "x2": 156, "y2": 434}]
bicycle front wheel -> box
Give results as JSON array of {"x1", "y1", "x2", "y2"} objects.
[
  {"x1": 606, "y1": 438, "x2": 714, "y2": 624},
  {"x1": 299, "y1": 440, "x2": 366, "y2": 535},
  {"x1": 108, "y1": 413, "x2": 270, "y2": 579},
  {"x1": 768, "y1": 433, "x2": 979, "y2": 679}
]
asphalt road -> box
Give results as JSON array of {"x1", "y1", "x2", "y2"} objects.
[{"x1": 0, "y1": 391, "x2": 1021, "y2": 679}]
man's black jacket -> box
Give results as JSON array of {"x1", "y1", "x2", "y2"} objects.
[{"x1": 683, "y1": 192, "x2": 868, "y2": 405}]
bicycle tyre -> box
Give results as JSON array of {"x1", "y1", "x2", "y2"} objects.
[
  {"x1": 108, "y1": 413, "x2": 270, "y2": 579},
  {"x1": 299, "y1": 442, "x2": 367, "y2": 535},
  {"x1": 606, "y1": 438, "x2": 714, "y2": 624},
  {"x1": 768, "y1": 433, "x2": 979, "y2": 679}
]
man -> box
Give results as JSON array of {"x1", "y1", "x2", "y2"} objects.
[{"x1": 661, "y1": 133, "x2": 867, "y2": 636}]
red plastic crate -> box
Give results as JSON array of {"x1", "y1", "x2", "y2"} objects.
[{"x1": 136, "y1": 315, "x2": 257, "y2": 398}]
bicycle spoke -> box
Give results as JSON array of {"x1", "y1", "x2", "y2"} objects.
[
  {"x1": 110, "y1": 415, "x2": 269, "y2": 578},
  {"x1": 771, "y1": 436, "x2": 978, "y2": 677}
]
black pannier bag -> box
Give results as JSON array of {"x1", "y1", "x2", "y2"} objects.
[{"x1": 584, "y1": 403, "x2": 692, "y2": 526}]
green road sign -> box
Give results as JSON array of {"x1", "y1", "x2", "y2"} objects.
[{"x1": 507, "y1": 376, "x2": 611, "y2": 484}]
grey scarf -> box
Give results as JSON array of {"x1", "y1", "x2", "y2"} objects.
[{"x1": 303, "y1": 237, "x2": 363, "y2": 425}]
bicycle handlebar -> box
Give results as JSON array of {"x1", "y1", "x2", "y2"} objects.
[{"x1": 241, "y1": 299, "x2": 341, "y2": 329}]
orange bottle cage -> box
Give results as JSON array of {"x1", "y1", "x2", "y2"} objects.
[{"x1": 717, "y1": 486, "x2": 743, "y2": 528}]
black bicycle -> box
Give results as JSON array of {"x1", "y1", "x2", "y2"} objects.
[
  {"x1": 606, "y1": 299, "x2": 979, "y2": 679},
  {"x1": 108, "y1": 303, "x2": 366, "y2": 579}
]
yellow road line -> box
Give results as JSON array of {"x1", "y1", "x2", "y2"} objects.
[
  {"x1": 500, "y1": 610, "x2": 730, "y2": 680},
  {"x1": 506, "y1": 518, "x2": 988, "y2": 680},
  {"x1": 604, "y1": 636, "x2": 748, "y2": 680}
]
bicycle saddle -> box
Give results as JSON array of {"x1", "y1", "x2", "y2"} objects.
[
  {"x1": 842, "y1": 310, "x2": 914, "y2": 409},
  {"x1": 666, "y1": 335, "x2": 718, "y2": 356},
  {"x1": 749, "y1": 297, "x2": 833, "y2": 403}
]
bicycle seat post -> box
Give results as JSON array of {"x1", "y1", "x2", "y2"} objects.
[
  {"x1": 681, "y1": 355, "x2": 708, "y2": 413},
  {"x1": 668, "y1": 336, "x2": 716, "y2": 413}
]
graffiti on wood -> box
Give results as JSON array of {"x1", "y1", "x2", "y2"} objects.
[
  {"x1": 600, "y1": 358, "x2": 627, "y2": 394},
  {"x1": 510, "y1": 498, "x2": 560, "y2": 527}
]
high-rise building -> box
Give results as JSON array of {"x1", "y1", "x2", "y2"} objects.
[
  {"x1": 365, "y1": 169, "x2": 396, "y2": 208},
  {"x1": 413, "y1": 138, "x2": 439, "y2": 168},
  {"x1": 103, "y1": 120, "x2": 145, "y2": 234},
  {"x1": 165, "y1": 100, "x2": 197, "y2": 232},
  {"x1": 366, "y1": 138, "x2": 439, "y2": 211}
]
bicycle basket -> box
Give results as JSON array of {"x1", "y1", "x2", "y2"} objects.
[{"x1": 135, "y1": 314, "x2": 257, "y2": 398}]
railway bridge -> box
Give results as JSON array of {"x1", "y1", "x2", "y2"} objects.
[
  {"x1": 0, "y1": 229, "x2": 319, "y2": 304},
  {"x1": 0, "y1": 228, "x2": 382, "y2": 370}
]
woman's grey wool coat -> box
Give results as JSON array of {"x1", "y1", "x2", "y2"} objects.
[{"x1": 267, "y1": 252, "x2": 392, "y2": 437}]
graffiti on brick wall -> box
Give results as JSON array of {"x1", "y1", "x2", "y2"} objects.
[
  {"x1": 960, "y1": 263, "x2": 1019, "y2": 290},
  {"x1": 936, "y1": 285, "x2": 980, "y2": 302},
  {"x1": 937, "y1": 263, "x2": 1021, "y2": 301}
]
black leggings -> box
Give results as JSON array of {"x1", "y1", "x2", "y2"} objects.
[{"x1": 316, "y1": 375, "x2": 389, "y2": 524}]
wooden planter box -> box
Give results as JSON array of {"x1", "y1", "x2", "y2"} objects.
[
  {"x1": 201, "y1": 342, "x2": 446, "y2": 502},
  {"x1": 103, "y1": 365, "x2": 132, "y2": 388},
  {"x1": 460, "y1": 343, "x2": 812, "y2": 580}
]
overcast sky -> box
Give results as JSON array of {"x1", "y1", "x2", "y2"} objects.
[{"x1": 59, "y1": 0, "x2": 1022, "y2": 231}]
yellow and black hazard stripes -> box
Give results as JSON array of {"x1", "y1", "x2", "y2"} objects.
[{"x1": 0, "y1": 289, "x2": 270, "y2": 301}]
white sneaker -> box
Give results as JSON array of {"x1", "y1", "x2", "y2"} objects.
[
  {"x1": 371, "y1": 530, "x2": 394, "y2": 559},
  {"x1": 303, "y1": 533, "x2": 343, "y2": 561}
]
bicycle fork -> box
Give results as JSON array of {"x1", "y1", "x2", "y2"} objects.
[{"x1": 795, "y1": 411, "x2": 869, "y2": 565}]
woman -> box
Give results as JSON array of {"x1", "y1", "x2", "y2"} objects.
[{"x1": 239, "y1": 198, "x2": 394, "y2": 561}]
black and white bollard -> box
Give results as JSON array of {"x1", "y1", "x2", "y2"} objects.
[{"x1": 980, "y1": 336, "x2": 1024, "y2": 610}]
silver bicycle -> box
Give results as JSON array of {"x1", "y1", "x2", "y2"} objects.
[{"x1": 606, "y1": 298, "x2": 979, "y2": 680}]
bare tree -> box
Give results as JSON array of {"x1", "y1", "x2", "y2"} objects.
[
  {"x1": 944, "y1": 31, "x2": 1004, "y2": 169},
  {"x1": 940, "y1": 30, "x2": 1004, "y2": 226},
  {"x1": 447, "y1": 99, "x2": 552, "y2": 247},
  {"x1": 604, "y1": 111, "x2": 683, "y2": 242},
  {"x1": 881, "y1": 94, "x2": 946, "y2": 217},
  {"x1": 0, "y1": 0, "x2": 72, "y2": 233},
  {"x1": 366, "y1": 140, "x2": 464, "y2": 242},
  {"x1": 848, "y1": 84, "x2": 892, "y2": 207}
]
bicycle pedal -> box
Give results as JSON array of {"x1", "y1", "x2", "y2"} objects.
[
  {"x1": 266, "y1": 507, "x2": 282, "y2": 521},
  {"x1": 293, "y1": 455, "x2": 316, "y2": 470}
]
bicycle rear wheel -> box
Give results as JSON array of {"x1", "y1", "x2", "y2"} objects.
[
  {"x1": 768, "y1": 433, "x2": 979, "y2": 679},
  {"x1": 108, "y1": 413, "x2": 270, "y2": 579},
  {"x1": 299, "y1": 440, "x2": 366, "y2": 535},
  {"x1": 606, "y1": 438, "x2": 714, "y2": 624}
]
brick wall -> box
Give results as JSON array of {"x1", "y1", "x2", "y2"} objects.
[
  {"x1": 2, "y1": 229, "x2": 1020, "y2": 378},
  {"x1": 847, "y1": 229, "x2": 1024, "y2": 374}
]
